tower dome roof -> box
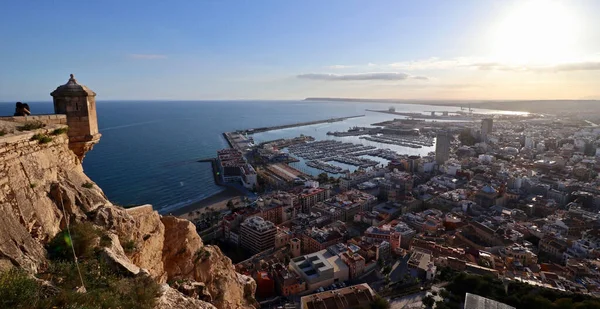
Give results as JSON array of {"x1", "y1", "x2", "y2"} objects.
[{"x1": 51, "y1": 74, "x2": 96, "y2": 97}]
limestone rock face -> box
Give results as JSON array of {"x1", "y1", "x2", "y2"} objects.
[
  {"x1": 98, "y1": 233, "x2": 141, "y2": 276},
  {"x1": 161, "y1": 216, "x2": 258, "y2": 309},
  {"x1": 0, "y1": 127, "x2": 257, "y2": 309},
  {"x1": 91, "y1": 205, "x2": 166, "y2": 281},
  {"x1": 156, "y1": 284, "x2": 217, "y2": 309},
  {"x1": 0, "y1": 131, "x2": 107, "y2": 273}
]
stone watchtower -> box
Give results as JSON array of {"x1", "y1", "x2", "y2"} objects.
[{"x1": 51, "y1": 74, "x2": 101, "y2": 161}]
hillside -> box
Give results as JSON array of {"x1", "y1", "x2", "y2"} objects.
[{"x1": 0, "y1": 119, "x2": 256, "y2": 309}]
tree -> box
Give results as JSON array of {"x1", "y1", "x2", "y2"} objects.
[
  {"x1": 422, "y1": 295, "x2": 435, "y2": 308},
  {"x1": 370, "y1": 296, "x2": 390, "y2": 309},
  {"x1": 317, "y1": 172, "x2": 329, "y2": 183},
  {"x1": 226, "y1": 199, "x2": 235, "y2": 210}
]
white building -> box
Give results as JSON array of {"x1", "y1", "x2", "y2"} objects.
[{"x1": 289, "y1": 249, "x2": 349, "y2": 292}]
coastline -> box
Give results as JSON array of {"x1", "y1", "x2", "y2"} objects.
[{"x1": 171, "y1": 186, "x2": 242, "y2": 217}]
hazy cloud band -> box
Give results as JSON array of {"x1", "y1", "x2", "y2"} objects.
[{"x1": 297, "y1": 72, "x2": 428, "y2": 81}]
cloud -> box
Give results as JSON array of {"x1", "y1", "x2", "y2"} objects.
[
  {"x1": 327, "y1": 65, "x2": 352, "y2": 69},
  {"x1": 128, "y1": 54, "x2": 167, "y2": 60},
  {"x1": 388, "y1": 57, "x2": 470, "y2": 70},
  {"x1": 469, "y1": 61, "x2": 600, "y2": 72},
  {"x1": 327, "y1": 55, "x2": 600, "y2": 74},
  {"x1": 297, "y1": 72, "x2": 427, "y2": 81}
]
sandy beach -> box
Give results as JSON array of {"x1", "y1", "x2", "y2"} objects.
[{"x1": 173, "y1": 187, "x2": 243, "y2": 220}]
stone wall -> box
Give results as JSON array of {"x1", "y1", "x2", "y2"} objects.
[{"x1": 0, "y1": 114, "x2": 67, "y2": 126}]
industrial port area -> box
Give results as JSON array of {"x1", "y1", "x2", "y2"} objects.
[{"x1": 219, "y1": 113, "x2": 454, "y2": 178}]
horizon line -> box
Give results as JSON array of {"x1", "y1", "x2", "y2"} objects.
[{"x1": 1, "y1": 98, "x2": 599, "y2": 103}]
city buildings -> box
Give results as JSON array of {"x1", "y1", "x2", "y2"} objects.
[
  {"x1": 302, "y1": 226, "x2": 345, "y2": 254},
  {"x1": 407, "y1": 249, "x2": 436, "y2": 281},
  {"x1": 240, "y1": 216, "x2": 276, "y2": 254},
  {"x1": 299, "y1": 186, "x2": 331, "y2": 213},
  {"x1": 323, "y1": 190, "x2": 377, "y2": 221},
  {"x1": 216, "y1": 148, "x2": 257, "y2": 189},
  {"x1": 214, "y1": 112, "x2": 600, "y2": 303}
]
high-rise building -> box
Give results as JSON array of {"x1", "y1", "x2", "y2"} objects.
[
  {"x1": 481, "y1": 118, "x2": 493, "y2": 142},
  {"x1": 525, "y1": 136, "x2": 535, "y2": 149},
  {"x1": 435, "y1": 131, "x2": 451, "y2": 165},
  {"x1": 240, "y1": 216, "x2": 276, "y2": 254}
]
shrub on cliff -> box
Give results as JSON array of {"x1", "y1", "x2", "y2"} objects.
[
  {"x1": 0, "y1": 268, "x2": 41, "y2": 309},
  {"x1": 47, "y1": 222, "x2": 110, "y2": 261},
  {"x1": 0, "y1": 260, "x2": 160, "y2": 309},
  {"x1": 38, "y1": 260, "x2": 160, "y2": 309},
  {"x1": 82, "y1": 182, "x2": 95, "y2": 189},
  {"x1": 51, "y1": 127, "x2": 68, "y2": 135},
  {"x1": 1, "y1": 221, "x2": 161, "y2": 309},
  {"x1": 31, "y1": 133, "x2": 53, "y2": 144},
  {"x1": 18, "y1": 121, "x2": 45, "y2": 131}
]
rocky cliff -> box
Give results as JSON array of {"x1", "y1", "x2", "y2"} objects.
[{"x1": 0, "y1": 121, "x2": 256, "y2": 309}]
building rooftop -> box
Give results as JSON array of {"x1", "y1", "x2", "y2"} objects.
[
  {"x1": 241, "y1": 216, "x2": 275, "y2": 232},
  {"x1": 464, "y1": 293, "x2": 515, "y2": 309},
  {"x1": 50, "y1": 74, "x2": 96, "y2": 96}
]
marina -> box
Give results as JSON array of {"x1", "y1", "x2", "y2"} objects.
[
  {"x1": 286, "y1": 140, "x2": 396, "y2": 173},
  {"x1": 306, "y1": 160, "x2": 348, "y2": 174}
]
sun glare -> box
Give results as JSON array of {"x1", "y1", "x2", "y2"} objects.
[{"x1": 492, "y1": 0, "x2": 580, "y2": 65}]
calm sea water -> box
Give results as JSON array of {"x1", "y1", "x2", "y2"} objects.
[{"x1": 0, "y1": 100, "x2": 516, "y2": 213}]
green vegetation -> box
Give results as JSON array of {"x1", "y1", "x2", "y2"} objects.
[
  {"x1": 30, "y1": 133, "x2": 53, "y2": 144},
  {"x1": 370, "y1": 296, "x2": 390, "y2": 309},
  {"x1": 18, "y1": 121, "x2": 45, "y2": 131},
  {"x1": 436, "y1": 272, "x2": 600, "y2": 309},
  {"x1": 30, "y1": 183, "x2": 37, "y2": 189},
  {"x1": 194, "y1": 247, "x2": 211, "y2": 263},
  {"x1": 422, "y1": 295, "x2": 435, "y2": 308},
  {"x1": 51, "y1": 127, "x2": 68, "y2": 135},
  {"x1": 122, "y1": 239, "x2": 138, "y2": 254},
  {"x1": 82, "y1": 182, "x2": 94, "y2": 189},
  {"x1": 227, "y1": 199, "x2": 235, "y2": 210},
  {"x1": 0, "y1": 269, "x2": 41, "y2": 309},
  {"x1": 1, "y1": 222, "x2": 160, "y2": 308},
  {"x1": 317, "y1": 172, "x2": 329, "y2": 183},
  {"x1": 381, "y1": 265, "x2": 392, "y2": 275},
  {"x1": 47, "y1": 222, "x2": 110, "y2": 261},
  {"x1": 0, "y1": 129, "x2": 6, "y2": 136}
]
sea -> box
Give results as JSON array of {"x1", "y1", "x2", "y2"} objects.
[{"x1": 0, "y1": 100, "x2": 521, "y2": 214}]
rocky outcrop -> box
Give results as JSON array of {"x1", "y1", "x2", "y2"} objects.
[
  {"x1": 0, "y1": 124, "x2": 256, "y2": 309},
  {"x1": 0, "y1": 127, "x2": 107, "y2": 273},
  {"x1": 161, "y1": 216, "x2": 258, "y2": 309},
  {"x1": 156, "y1": 285, "x2": 217, "y2": 309}
]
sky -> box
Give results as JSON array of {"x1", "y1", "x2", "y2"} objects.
[{"x1": 1, "y1": 0, "x2": 599, "y2": 101}]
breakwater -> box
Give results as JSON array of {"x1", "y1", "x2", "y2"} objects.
[{"x1": 239, "y1": 114, "x2": 364, "y2": 134}]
